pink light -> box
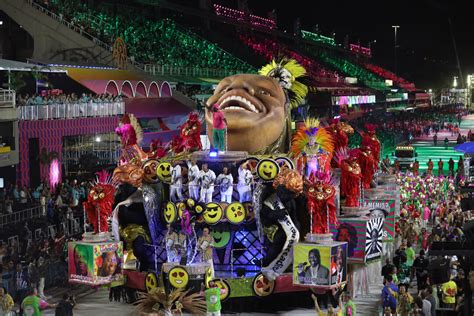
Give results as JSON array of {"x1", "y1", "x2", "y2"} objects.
[{"x1": 49, "y1": 159, "x2": 60, "y2": 190}]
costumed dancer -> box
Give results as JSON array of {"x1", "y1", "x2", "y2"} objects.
[
  {"x1": 83, "y1": 170, "x2": 115, "y2": 235},
  {"x1": 187, "y1": 160, "x2": 200, "y2": 200},
  {"x1": 170, "y1": 161, "x2": 184, "y2": 202},
  {"x1": 165, "y1": 224, "x2": 179, "y2": 263},
  {"x1": 357, "y1": 146, "x2": 377, "y2": 189},
  {"x1": 237, "y1": 161, "x2": 253, "y2": 203},
  {"x1": 290, "y1": 117, "x2": 334, "y2": 177},
  {"x1": 216, "y1": 167, "x2": 234, "y2": 203},
  {"x1": 326, "y1": 119, "x2": 354, "y2": 152},
  {"x1": 258, "y1": 168, "x2": 303, "y2": 281},
  {"x1": 115, "y1": 114, "x2": 147, "y2": 164},
  {"x1": 210, "y1": 104, "x2": 227, "y2": 153},
  {"x1": 199, "y1": 164, "x2": 216, "y2": 203},
  {"x1": 361, "y1": 123, "x2": 381, "y2": 167},
  {"x1": 197, "y1": 227, "x2": 215, "y2": 277},
  {"x1": 180, "y1": 209, "x2": 196, "y2": 264},
  {"x1": 336, "y1": 148, "x2": 362, "y2": 207},
  {"x1": 305, "y1": 171, "x2": 337, "y2": 234},
  {"x1": 171, "y1": 112, "x2": 203, "y2": 154}
]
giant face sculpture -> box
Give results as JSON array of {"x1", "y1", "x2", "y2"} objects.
[{"x1": 206, "y1": 74, "x2": 287, "y2": 154}]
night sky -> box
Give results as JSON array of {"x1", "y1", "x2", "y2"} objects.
[{"x1": 222, "y1": 0, "x2": 473, "y2": 90}]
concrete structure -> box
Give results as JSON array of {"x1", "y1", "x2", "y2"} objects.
[{"x1": 0, "y1": 0, "x2": 113, "y2": 66}]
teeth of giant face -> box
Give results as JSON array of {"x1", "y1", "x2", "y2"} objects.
[{"x1": 220, "y1": 96, "x2": 259, "y2": 113}]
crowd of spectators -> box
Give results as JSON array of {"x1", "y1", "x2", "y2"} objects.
[
  {"x1": 32, "y1": 0, "x2": 254, "y2": 72},
  {"x1": 0, "y1": 178, "x2": 91, "y2": 314},
  {"x1": 239, "y1": 33, "x2": 346, "y2": 85},
  {"x1": 16, "y1": 92, "x2": 123, "y2": 107},
  {"x1": 312, "y1": 50, "x2": 388, "y2": 90},
  {"x1": 381, "y1": 175, "x2": 471, "y2": 315}
]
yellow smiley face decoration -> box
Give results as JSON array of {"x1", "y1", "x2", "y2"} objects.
[
  {"x1": 213, "y1": 279, "x2": 231, "y2": 301},
  {"x1": 145, "y1": 272, "x2": 158, "y2": 293},
  {"x1": 256, "y1": 158, "x2": 279, "y2": 181},
  {"x1": 164, "y1": 202, "x2": 177, "y2": 224},
  {"x1": 156, "y1": 162, "x2": 172, "y2": 183},
  {"x1": 225, "y1": 202, "x2": 246, "y2": 224},
  {"x1": 168, "y1": 266, "x2": 189, "y2": 289},
  {"x1": 203, "y1": 202, "x2": 223, "y2": 225},
  {"x1": 252, "y1": 273, "x2": 275, "y2": 297}
]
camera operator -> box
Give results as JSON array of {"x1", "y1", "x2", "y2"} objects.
[{"x1": 55, "y1": 293, "x2": 76, "y2": 316}]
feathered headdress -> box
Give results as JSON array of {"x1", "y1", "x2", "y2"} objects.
[
  {"x1": 95, "y1": 170, "x2": 112, "y2": 185},
  {"x1": 116, "y1": 114, "x2": 143, "y2": 146},
  {"x1": 259, "y1": 59, "x2": 308, "y2": 109},
  {"x1": 290, "y1": 117, "x2": 334, "y2": 157}
]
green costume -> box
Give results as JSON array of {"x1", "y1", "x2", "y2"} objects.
[
  {"x1": 22, "y1": 295, "x2": 41, "y2": 316},
  {"x1": 205, "y1": 287, "x2": 221, "y2": 313}
]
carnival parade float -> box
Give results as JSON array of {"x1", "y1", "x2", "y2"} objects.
[{"x1": 68, "y1": 59, "x2": 399, "y2": 313}]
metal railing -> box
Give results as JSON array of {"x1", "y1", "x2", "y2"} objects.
[
  {"x1": 0, "y1": 89, "x2": 16, "y2": 107},
  {"x1": 144, "y1": 64, "x2": 246, "y2": 78},
  {"x1": 17, "y1": 101, "x2": 125, "y2": 120},
  {"x1": 0, "y1": 205, "x2": 43, "y2": 227}
]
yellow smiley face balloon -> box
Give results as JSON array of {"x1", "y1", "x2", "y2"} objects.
[
  {"x1": 156, "y1": 162, "x2": 172, "y2": 183},
  {"x1": 225, "y1": 202, "x2": 246, "y2": 224},
  {"x1": 168, "y1": 266, "x2": 189, "y2": 289},
  {"x1": 256, "y1": 159, "x2": 279, "y2": 181},
  {"x1": 203, "y1": 202, "x2": 223, "y2": 225},
  {"x1": 164, "y1": 202, "x2": 177, "y2": 224}
]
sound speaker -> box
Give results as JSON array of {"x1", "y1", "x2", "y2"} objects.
[{"x1": 428, "y1": 257, "x2": 450, "y2": 285}]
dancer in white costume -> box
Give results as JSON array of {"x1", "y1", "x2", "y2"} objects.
[
  {"x1": 237, "y1": 162, "x2": 253, "y2": 203},
  {"x1": 199, "y1": 164, "x2": 216, "y2": 203},
  {"x1": 170, "y1": 162, "x2": 184, "y2": 202},
  {"x1": 187, "y1": 160, "x2": 200, "y2": 200},
  {"x1": 216, "y1": 167, "x2": 234, "y2": 203}
]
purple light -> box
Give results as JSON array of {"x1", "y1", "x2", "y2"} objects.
[
  {"x1": 307, "y1": 157, "x2": 319, "y2": 177},
  {"x1": 49, "y1": 159, "x2": 60, "y2": 190}
]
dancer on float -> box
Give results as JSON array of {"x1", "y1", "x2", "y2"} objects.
[
  {"x1": 170, "y1": 161, "x2": 184, "y2": 202},
  {"x1": 187, "y1": 159, "x2": 200, "y2": 200},
  {"x1": 237, "y1": 161, "x2": 253, "y2": 203},
  {"x1": 199, "y1": 163, "x2": 216, "y2": 203},
  {"x1": 197, "y1": 227, "x2": 216, "y2": 277},
  {"x1": 216, "y1": 167, "x2": 234, "y2": 203},
  {"x1": 210, "y1": 103, "x2": 227, "y2": 153}
]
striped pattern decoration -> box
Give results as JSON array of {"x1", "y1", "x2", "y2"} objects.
[
  {"x1": 362, "y1": 199, "x2": 396, "y2": 241},
  {"x1": 330, "y1": 218, "x2": 368, "y2": 263},
  {"x1": 18, "y1": 117, "x2": 119, "y2": 187}
]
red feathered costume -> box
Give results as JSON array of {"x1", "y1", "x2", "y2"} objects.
[
  {"x1": 340, "y1": 157, "x2": 362, "y2": 207},
  {"x1": 83, "y1": 183, "x2": 115, "y2": 233},
  {"x1": 357, "y1": 147, "x2": 377, "y2": 189},
  {"x1": 171, "y1": 112, "x2": 202, "y2": 154},
  {"x1": 326, "y1": 121, "x2": 354, "y2": 168},
  {"x1": 361, "y1": 124, "x2": 381, "y2": 167},
  {"x1": 307, "y1": 181, "x2": 337, "y2": 234}
]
